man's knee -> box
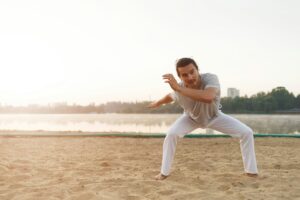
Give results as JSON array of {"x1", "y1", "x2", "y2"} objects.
[
  {"x1": 241, "y1": 127, "x2": 254, "y2": 139},
  {"x1": 166, "y1": 128, "x2": 181, "y2": 139}
]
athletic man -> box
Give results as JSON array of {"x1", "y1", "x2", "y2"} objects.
[{"x1": 148, "y1": 58, "x2": 258, "y2": 180}]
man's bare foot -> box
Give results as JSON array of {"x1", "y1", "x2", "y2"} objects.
[
  {"x1": 244, "y1": 173, "x2": 258, "y2": 178},
  {"x1": 155, "y1": 173, "x2": 168, "y2": 180}
]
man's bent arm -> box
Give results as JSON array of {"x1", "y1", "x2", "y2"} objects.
[
  {"x1": 162, "y1": 73, "x2": 218, "y2": 104},
  {"x1": 177, "y1": 87, "x2": 218, "y2": 103}
]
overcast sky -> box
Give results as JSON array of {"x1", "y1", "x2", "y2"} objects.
[{"x1": 0, "y1": 0, "x2": 299, "y2": 105}]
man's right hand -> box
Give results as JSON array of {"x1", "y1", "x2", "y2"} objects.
[{"x1": 147, "y1": 101, "x2": 161, "y2": 109}]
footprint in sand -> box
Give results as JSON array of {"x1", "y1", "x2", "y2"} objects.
[
  {"x1": 231, "y1": 182, "x2": 245, "y2": 187},
  {"x1": 250, "y1": 182, "x2": 260, "y2": 189},
  {"x1": 264, "y1": 184, "x2": 273, "y2": 188},
  {"x1": 217, "y1": 184, "x2": 231, "y2": 191},
  {"x1": 158, "y1": 189, "x2": 176, "y2": 196},
  {"x1": 274, "y1": 164, "x2": 281, "y2": 169},
  {"x1": 100, "y1": 162, "x2": 110, "y2": 167}
]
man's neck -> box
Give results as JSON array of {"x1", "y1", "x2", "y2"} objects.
[{"x1": 196, "y1": 75, "x2": 202, "y2": 89}]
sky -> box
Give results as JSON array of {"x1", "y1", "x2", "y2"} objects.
[{"x1": 0, "y1": 0, "x2": 299, "y2": 106}]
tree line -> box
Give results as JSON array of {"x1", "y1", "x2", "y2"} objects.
[
  {"x1": 0, "y1": 87, "x2": 299, "y2": 114},
  {"x1": 222, "y1": 87, "x2": 300, "y2": 113}
]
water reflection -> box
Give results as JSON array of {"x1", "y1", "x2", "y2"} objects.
[
  {"x1": 0, "y1": 114, "x2": 299, "y2": 134},
  {"x1": 232, "y1": 114, "x2": 300, "y2": 134}
]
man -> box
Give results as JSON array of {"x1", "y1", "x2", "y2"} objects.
[{"x1": 148, "y1": 57, "x2": 258, "y2": 180}]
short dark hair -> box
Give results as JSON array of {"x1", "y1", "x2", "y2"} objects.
[{"x1": 176, "y1": 57, "x2": 199, "y2": 76}]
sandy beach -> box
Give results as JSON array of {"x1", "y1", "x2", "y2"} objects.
[{"x1": 0, "y1": 134, "x2": 299, "y2": 200}]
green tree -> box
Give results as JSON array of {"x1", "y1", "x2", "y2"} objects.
[{"x1": 270, "y1": 87, "x2": 295, "y2": 110}]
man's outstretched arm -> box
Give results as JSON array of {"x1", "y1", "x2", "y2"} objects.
[{"x1": 147, "y1": 94, "x2": 174, "y2": 109}]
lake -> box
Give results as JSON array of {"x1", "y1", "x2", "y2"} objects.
[{"x1": 0, "y1": 114, "x2": 299, "y2": 135}]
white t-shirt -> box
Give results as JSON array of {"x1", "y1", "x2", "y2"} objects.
[{"x1": 170, "y1": 73, "x2": 221, "y2": 127}]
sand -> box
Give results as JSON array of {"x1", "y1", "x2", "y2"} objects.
[{"x1": 0, "y1": 134, "x2": 299, "y2": 200}]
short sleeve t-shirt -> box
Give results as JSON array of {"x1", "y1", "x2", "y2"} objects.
[{"x1": 170, "y1": 73, "x2": 221, "y2": 127}]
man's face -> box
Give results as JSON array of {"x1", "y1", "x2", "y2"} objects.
[{"x1": 177, "y1": 63, "x2": 199, "y2": 88}]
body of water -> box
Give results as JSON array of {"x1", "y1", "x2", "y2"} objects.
[{"x1": 0, "y1": 114, "x2": 299, "y2": 135}]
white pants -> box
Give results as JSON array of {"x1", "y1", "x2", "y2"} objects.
[{"x1": 161, "y1": 111, "x2": 258, "y2": 175}]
